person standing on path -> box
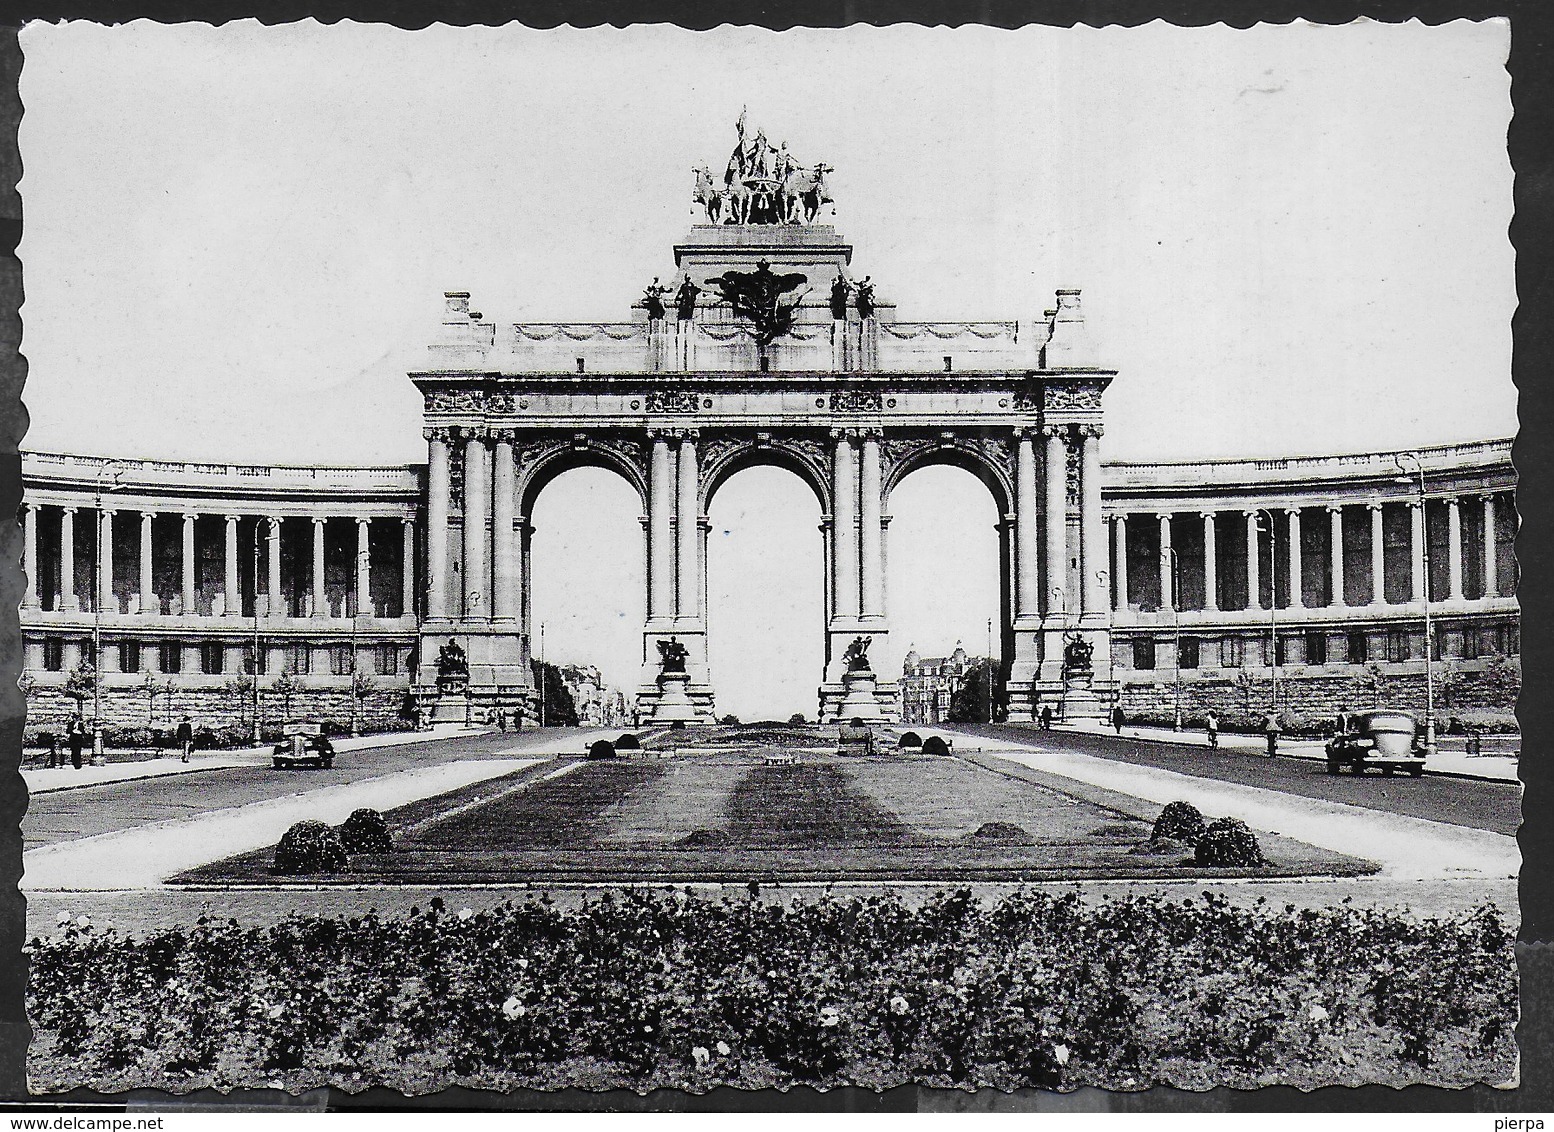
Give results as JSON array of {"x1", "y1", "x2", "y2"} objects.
[
  {"x1": 1110, "y1": 704, "x2": 1126, "y2": 736},
  {"x1": 66, "y1": 715, "x2": 86, "y2": 770},
  {"x1": 1264, "y1": 711, "x2": 1281, "y2": 757},
  {"x1": 1040, "y1": 705, "x2": 1053, "y2": 730},
  {"x1": 46, "y1": 731, "x2": 60, "y2": 769},
  {"x1": 1335, "y1": 707, "x2": 1351, "y2": 738},
  {"x1": 176, "y1": 716, "x2": 193, "y2": 763},
  {"x1": 1206, "y1": 710, "x2": 1219, "y2": 750}
]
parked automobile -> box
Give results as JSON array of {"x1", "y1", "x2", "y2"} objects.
[
  {"x1": 273, "y1": 723, "x2": 335, "y2": 769},
  {"x1": 1325, "y1": 710, "x2": 1426, "y2": 777}
]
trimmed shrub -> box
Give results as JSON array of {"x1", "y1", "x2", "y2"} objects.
[
  {"x1": 337, "y1": 809, "x2": 392, "y2": 855},
  {"x1": 679, "y1": 827, "x2": 729, "y2": 847},
  {"x1": 898, "y1": 731, "x2": 923, "y2": 749},
  {"x1": 1194, "y1": 817, "x2": 1267, "y2": 867},
  {"x1": 922, "y1": 735, "x2": 951, "y2": 756},
  {"x1": 272, "y1": 820, "x2": 348, "y2": 876},
  {"x1": 615, "y1": 733, "x2": 641, "y2": 750},
  {"x1": 967, "y1": 821, "x2": 1033, "y2": 844},
  {"x1": 1151, "y1": 801, "x2": 1207, "y2": 846},
  {"x1": 588, "y1": 739, "x2": 617, "y2": 760}
]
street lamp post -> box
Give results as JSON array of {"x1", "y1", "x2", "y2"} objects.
[
  {"x1": 349, "y1": 545, "x2": 369, "y2": 738},
  {"x1": 539, "y1": 621, "x2": 547, "y2": 728},
  {"x1": 1395, "y1": 452, "x2": 1437, "y2": 756},
  {"x1": 251, "y1": 528, "x2": 262, "y2": 746},
  {"x1": 1165, "y1": 546, "x2": 1182, "y2": 731},
  {"x1": 985, "y1": 617, "x2": 994, "y2": 725},
  {"x1": 465, "y1": 590, "x2": 480, "y2": 729},
  {"x1": 1255, "y1": 508, "x2": 1280, "y2": 714},
  {"x1": 91, "y1": 461, "x2": 125, "y2": 762}
]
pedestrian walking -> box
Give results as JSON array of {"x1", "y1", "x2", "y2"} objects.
[
  {"x1": 1334, "y1": 707, "x2": 1351, "y2": 738},
  {"x1": 176, "y1": 715, "x2": 194, "y2": 763},
  {"x1": 1110, "y1": 704, "x2": 1126, "y2": 736},
  {"x1": 1205, "y1": 710, "x2": 1219, "y2": 750},
  {"x1": 1040, "y1": 705, "x2": 1053, "y2": 730},
  {"x1": 66, "y1": 715, "x2": 87, "y2": 770},
  {"x1": 47, "y1": 732, "x2": 60, "y2": 769},
  {"x1": 1264, "y1": 711, "x2": 1280, "y2": 757}
]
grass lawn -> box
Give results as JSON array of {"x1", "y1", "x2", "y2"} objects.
[{"x1": 177, "y1": 746, "x2": 1375, "y2": 886}]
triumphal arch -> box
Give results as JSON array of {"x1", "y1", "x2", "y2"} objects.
[{"x1": 411, "y1": 117, "x2": 1116, "y2": 724}]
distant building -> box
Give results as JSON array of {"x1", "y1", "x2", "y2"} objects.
[
  {"x1": 558, "y1": 664, "x2": 628, "y2": 727},
  {"x1": 900, "y1": 642, "x2": 978, "y2": 724}
]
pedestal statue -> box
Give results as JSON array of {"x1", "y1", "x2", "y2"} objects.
[{"x1": 835, "y1": 636, "x2": 887, "y2": 724}]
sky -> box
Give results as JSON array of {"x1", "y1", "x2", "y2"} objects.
[{"x1": 16, "y1": 20, "x2": 1516, "y2": 715}]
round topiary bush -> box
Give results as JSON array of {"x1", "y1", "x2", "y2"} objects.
[
  {"x1": 588, "y1": 739, "x2": 617, "y2": 760},
  {"x1": 273, "y1": 820, "x2": 349, "y2": 875},
  {"x1": 616, "y1": 733, "x2": 641, "y2": 750},
  {"x1": 922, "y1": 735, "x2": 951, "y2": 757},
  {"x1": 337, "y1": 808, "x2": 392, "y2": 854},
  {"x1": 1152, "y1": 801, "x2": 1207, "y2": 846},
  {"x1": 1193, "y1": 817, "x2": 1267, "y2": 867},
  {"x1": 967, "y1": 821, "x2": 1033, "y2": 844},
  {"x1": 898, "y1": 731, "x2": 923, "y2": 749}
]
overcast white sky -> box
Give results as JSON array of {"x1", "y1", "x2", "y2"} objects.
[{"x1": 16, "y1": 20, "x2": 1515, "y2": 716}]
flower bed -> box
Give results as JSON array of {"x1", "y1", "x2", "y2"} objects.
[{"x1": 26, "y1": 889, "x2": 1514, "y2": 1093}]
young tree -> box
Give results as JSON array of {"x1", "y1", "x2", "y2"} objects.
[
  {"x1": 64, "y1": 662, "x2": 96, "y2": 708},
  {"x1": 139, "y1": 668, "x2": 158, "y2": 723},
  {"x1": 271, "y1": 668, "x2": 299, "y2": 724},
  {"x1": 948, "y1": 659, "x2": 997, "y2": 724}
]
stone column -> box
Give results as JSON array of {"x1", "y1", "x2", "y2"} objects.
[
  {"x1": 832, "y1": 431, "x2": 859, "y2": 619},
  {"x1": 1285, "y1": 508, "x2": 1303, "y2": 608},
  {"x1": 649, "y1": 432, "x2": 673, "y2": 621},
  {"x1": 1111, "y1": 514, "x2": 1129, "y2": 611},
  {"x1": 21, "y1": 503, "x2": 37, "y2": 610},
  {"x1": 1201, "y1": 511, "x2": 1218, "y2": 611},
  {"x1": 1368, "y1": 503, "x2": 1385, "y2": 606},
  {"x1": 97, "y1": 508, "x2": 115, "y2": 614},
  {"x1": 60, "y1": 507, "x2": 78, "y2": 611},
  {"x1": 1157, "y1": 512, "x2": 1174, "y2": 612},
  {"x1": 1042, "y1": 425, "x2": 1067, "y2": 617},
  {"x1": 677, "y1": 432, "x2": 701, "y2": 620},
  {"x1": 1325, "y1": 505, "x2": 1343, "y2": 607},
  {"x1": 401, "y1": 517, "x2": 416, "y2": 617},
  {"x1": 1080, "y1": 425, "x2": 1105, "y2": 615},
  {"x1": 1016, "y1": 432, "x2": 1039, "y2": 616},
  {"x1": 223, "y1": 513, "x2": 240, "y2": 617},
  {"x1": 266, "y1": 517, "x2": 283, "y2": 617},
  {"x1": 425, "y1": 428, "x2": 450, "y2": 621},
  {"x1": 492, "y1": 432, "x2": 518, "y2": 622},
  {"x1": 1244, "y1": 510, "x2": 1261, "y2": 611},
  {"x1": 1482, "y1": 494, "x2": 1499, "y2": 598},
  {"x1": 1409, "y1": 501, "x2": 1426, "y2": 602},
  {"x1": 462, "y1": 433, "x2": 489, "y2": 620},
  {"x1": 860, "y1": 431, "x2": 884, "y2": 618},
  {"x1": 355, "y1": 517, "x2": 372, "y2": 618},
  {"x1": 1446, "y1": 496, "x2": 1464, "y2": 600},
  {"x1": 180, "y1": 512, "x2": 195, "y2": 615},
  {"x1": 311, "y1": 517, "x2": 327, "y2": 619},
  {"x1": 138, "y1": 511, "x2": 154, "y2": 615}
]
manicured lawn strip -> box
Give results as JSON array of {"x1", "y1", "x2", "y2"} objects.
[
  {"x1": 724, "y1": 760, "x2": 912, "y2": 847},
  {"x1": 407, "y1": 761, "x2": 666, "y2": 851},
  {"x1": 594, "y1": 757, "x2": 748, "y2": 845},
  {"x1": 26, "y1": 889, "x2": 1516, "y2": 1092}
]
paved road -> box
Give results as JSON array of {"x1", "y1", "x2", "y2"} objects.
[
  {"x1": 22, "y1": 729, "x2": 590, "y2": 850},
  {"x1": 947, "y1": 723, "x2": 1521, "y2": 836}
]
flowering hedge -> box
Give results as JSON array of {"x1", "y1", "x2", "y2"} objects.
[{"x1": 26, "y1": 890, "x2": 1515, "y2": 1094}]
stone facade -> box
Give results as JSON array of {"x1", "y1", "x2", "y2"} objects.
[{"x1": 899, "y1": 643, "x2": 975, "y2": 724}]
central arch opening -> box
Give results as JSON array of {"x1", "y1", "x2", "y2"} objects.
[
  {"x1": 528, "y1": 465, "x2": 645, "y2": 720},
  {"x1": 706, "y1": 464, "x2": 824, "y2": 722},
  {"x1": 887, "y1": 463, "x2": 1004, "y2": 723}
]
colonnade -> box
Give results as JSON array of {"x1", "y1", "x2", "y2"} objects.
[
  {"x1": 21, "y1": 501, "x2": 415, "y2": 620},
  {"x1": 1111, "y1": 493, "x2": 1510, "y2": 614},
  {"x1": 424, "y1": 426, "x2": 529, "y2": 626}
]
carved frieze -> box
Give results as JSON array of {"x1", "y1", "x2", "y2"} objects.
[
  {"x1": 1043, "y1": 382, "x2": 1103, "y2": 413},
  {"x1": 646, "y1": 390, "x2": 704, "y2": 414},
  {"x1": 830, "y1": 390, "x2": 884, "y2": 413}
]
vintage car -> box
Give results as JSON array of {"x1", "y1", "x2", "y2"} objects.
[
  {"x1": 272, "y1": 723, "x2": 336, "y2": 769},
  {"x1": 1324, "y1": 710, "x2": 1426, "y2": 777}
]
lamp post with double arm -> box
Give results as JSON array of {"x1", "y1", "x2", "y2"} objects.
[
  {"x1": 1165, "y1": 546, "x2": 1182, "y2": 731},
  {"x1": 1254, "y1": 508, "x2": 1280, "y2": 714},
  {"x1": 91, "y1": 461, "x2": 126, "y2": 761}
]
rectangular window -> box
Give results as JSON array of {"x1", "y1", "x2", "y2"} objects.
[
  {"x1": 1220, "y1": 636, "x2": 1244, "y2": 668},
  {"x1": 1178, "y1": 637, "x2": 1199, "y2": 670},
  {"x1": 375, "y1": 644, "x2": 399, "y2": 676},
  {"x1": 1504, "y1": 625, "x2": 1520, "y2": 656},
  {"x1": 43, "y1": 638, "x2": 64, "y2": 671},
  {"x1": 1305, "y1": 631, "x2": 1327, "y2": 666},
  {"x1": 289, "y1": 645, "x2": 311, "y2": 675},
  {"x1": 1461, "y1": 628, "x2": 1481, "y2": 660},
  {"x1": 330, "y1": 646, "x2": 352, "y2": 676},
  {"x1": 1347, "y1": 630, "x2": 1368, "y2": 665},
  {"x1": 1274, "y1": 635, "x2": 1288, "y2": 667},
  {"x1": 120, "y1": 641, "x2": 141, "y2": 673},
  {"x1": 160, "y1": 642, "x2": 182, "y2": 673},
  {"x1": 1132, "y1": 637, "x2": 1156, "y2": 670},
  {"x1": 200, "y1": 643, "x2": 224, "y2": 675},
  {"x1": 254, "y1": 645, "x2": 268, "y2": 675},
  {"x1": 1386, "y1": 630, "x2": 1410, "y2": 663}
]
